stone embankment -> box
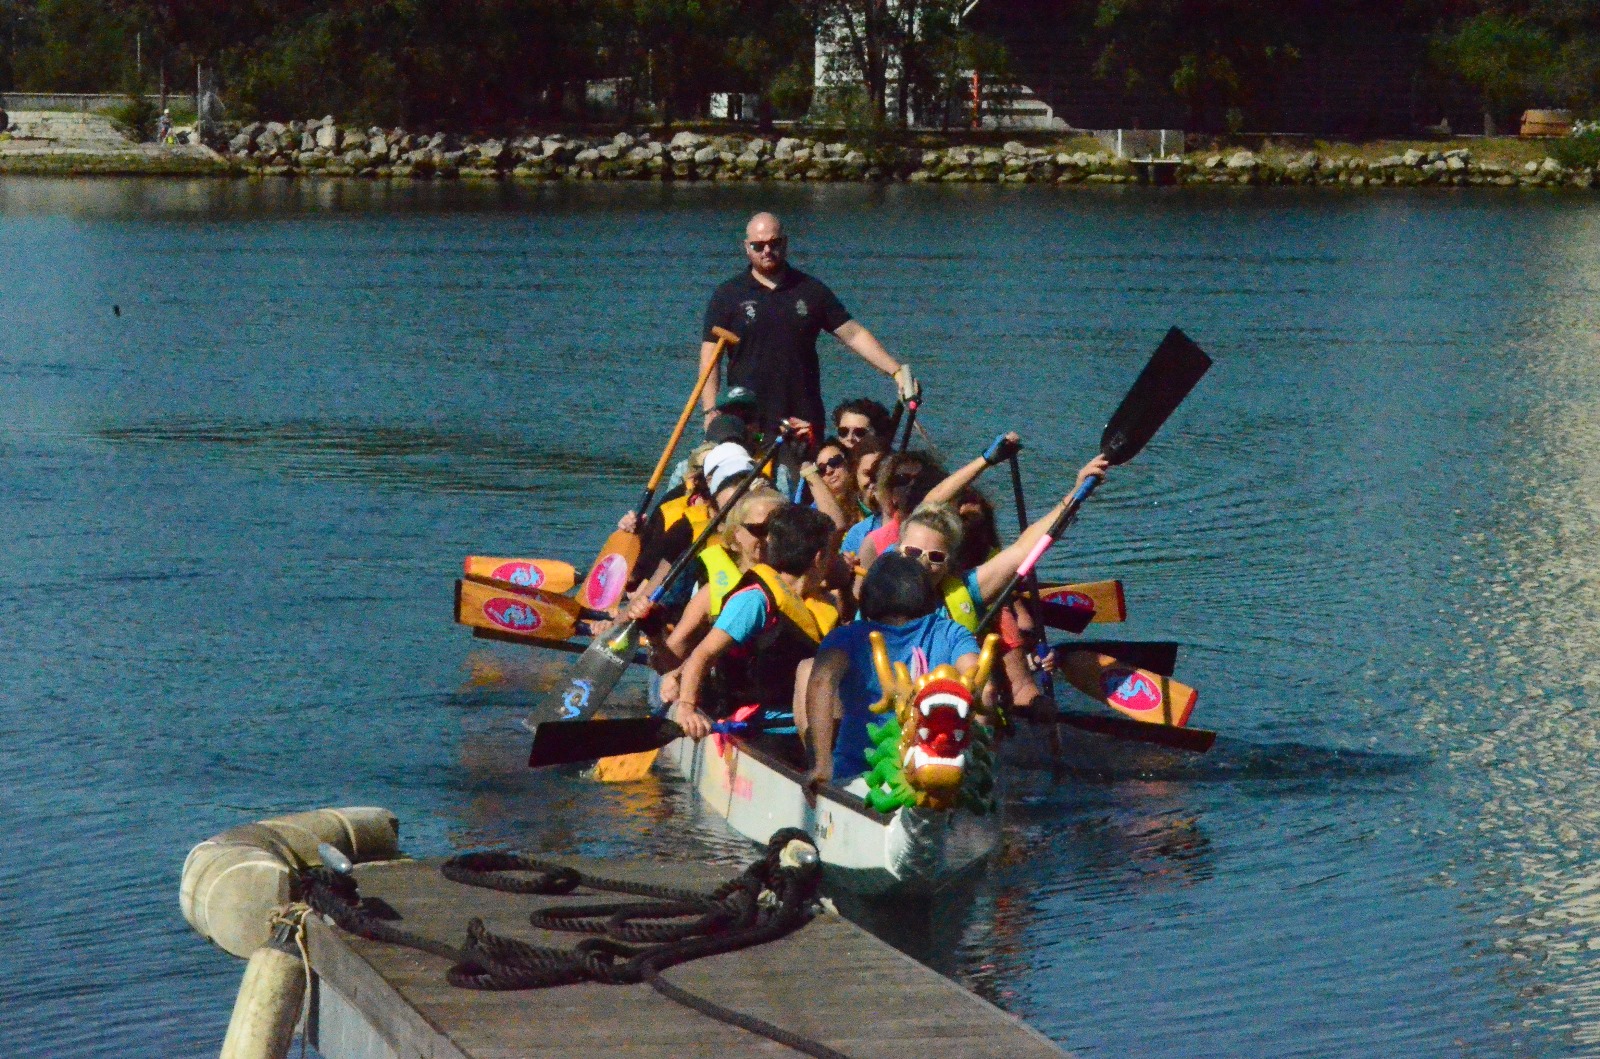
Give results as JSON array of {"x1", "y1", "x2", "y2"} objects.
[{"x1": 34, "y1": 114, "x2": 1574, "y2": 189}]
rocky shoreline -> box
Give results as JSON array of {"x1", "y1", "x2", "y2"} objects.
[
  {"x1": 218, "y1": 120, "x2": 1596, "y2": 188},
  {"x1": 5, "y1": 112, "x2": 1594, "y2": 188}
]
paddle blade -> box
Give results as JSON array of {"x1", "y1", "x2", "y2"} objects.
[
  {"x1": 526, "y1": 620, "x2": 640, "y2": 726},
  {"x1": 1057, "y1": 708, "x2": 1216, "y2": 753},
  {"x1": 1068, "y1": 640, "x2": 1178, "y2": 677},
  {"x1": 462, "y1": 557, "x2": 577, "y2": 594},
  {"x1": 530, "y1": 716, "x2": 680, "y2": 768},
  {"x1": 455, "y1": 579, "x2": 578, "y2": 642},
  {"x1": 1057, "y1": 650, "x2": 1198, "y2": 727},
  {"x1": 460, "y1": 577, "x2": 586, "y2": 619},
  {"x1": 1039, "y1": 580, "x2": 1126, "y2": 627},
  {"x1": 578, "y1": 531, "x2": 641, "y2": 611},
  {"x1": 592, "y1": 749, "x2": 662, "y2": 783},
  {"x1": 1099, "y1": 327, "x2": 1212, "y2": 466}
]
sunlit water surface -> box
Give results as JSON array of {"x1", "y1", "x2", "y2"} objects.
[{"x1": 4, "y1": 177, "x2": 1600, "y2": 1057}]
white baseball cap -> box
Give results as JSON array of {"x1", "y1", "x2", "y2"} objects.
[{"x1": 704, "y1": 441, "x2": 755, "y2": 494}]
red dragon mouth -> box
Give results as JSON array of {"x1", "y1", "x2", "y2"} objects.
[{"x1": 902, "y1": 676, "x2": 973, "y2": 794}]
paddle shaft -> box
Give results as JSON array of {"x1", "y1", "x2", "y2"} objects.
[
  {"x1": 897, "y1": 400, "x2": 919, "y2": 453},
  {"x1": 1008, "y1": 454, "x2": 1056, "y2": 695},
  {"x1": 976, "y1": 474, "x2": 1097, "y2": 636},
  {"x1": 636, "y1": 326, "x2": 737, "y2": 516}
]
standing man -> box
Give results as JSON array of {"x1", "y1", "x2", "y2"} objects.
[{"x1": 700, "y1": 213, "x2": 919, "y2": 478}]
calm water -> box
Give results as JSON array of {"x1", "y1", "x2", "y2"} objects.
[{"x1": 4, "y1": 177, "x2": 1600, "y2": 1058}]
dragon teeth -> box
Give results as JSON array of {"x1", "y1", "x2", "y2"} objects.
[{"x1": 918, "y1": 692, "x2": 970, "y2": 720}]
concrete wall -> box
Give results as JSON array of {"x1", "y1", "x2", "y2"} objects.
[{"x1": 0, "y1": 93, "x2": 197, "y2": 113}]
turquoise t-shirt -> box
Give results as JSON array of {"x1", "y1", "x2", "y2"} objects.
[
  {"x1": 817, "y1": 613, "x2": 980, "y2": 780},
  {"x1": 841, "y1": 512, "x2": 883, "y2": 556}
]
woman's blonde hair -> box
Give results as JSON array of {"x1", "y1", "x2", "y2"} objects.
[
  {"x1": 724, "y1": 484, "x2": 784, "y2": 567},
  {"x1": 903, "y1": 501, "x2": 965, "y2": 558},
  {"x1": 686, "y1": 442, "x2": 718, "y2": 485}
]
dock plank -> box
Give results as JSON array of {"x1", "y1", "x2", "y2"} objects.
[{"x1": 305, "y1": 857, "x2": 1067, "y2": 1059}]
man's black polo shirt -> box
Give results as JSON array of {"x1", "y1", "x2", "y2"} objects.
[{"x1": 702, "y1": 267, "x2": 852, "y2": 432}]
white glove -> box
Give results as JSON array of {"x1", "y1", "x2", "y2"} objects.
[{"x1": 893, "y1": 363, "x2": 920, "y2": 403}]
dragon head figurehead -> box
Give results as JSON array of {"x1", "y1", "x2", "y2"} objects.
[{"x1": 866, "y1": 630, "x2": 1000, "y2": 810}]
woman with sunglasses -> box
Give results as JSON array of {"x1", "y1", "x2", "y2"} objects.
[
  {"x1": 832, "y1": 398, "x2": 893, "y2": 456},
  {"x1": 799, "y1": 437, "x2": 858, "y2": 530},
  {"x1": 855, "y1": 451, "x2": 948, "y2": 570},
  {"x1": 636, "y1": 482, "x2": 785, "y2": 674}
]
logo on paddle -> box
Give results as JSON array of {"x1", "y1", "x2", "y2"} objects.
[
  {"x1": 561, "y1": 679, "x2": 593, "y2": 720},
  {"x1": 483, "y1": 596, "x2": 543, "y2": 633},
  {"x1": 1103, "y1": 668, "x2": 1162, "y2": 714},
  {"x1": 583, "y1": 553, "x2": 630, "y2": 610},
  {"x1": 1062, "y1": 591, "x2": 1094, "y2": 612},
  {"x1": 491, "y1": 561, "x2": 544, "y2": 589}
]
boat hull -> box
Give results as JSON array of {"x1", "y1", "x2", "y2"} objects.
[{"x1": 658, "y1": 735, "x2": 1000, "y2": 899}]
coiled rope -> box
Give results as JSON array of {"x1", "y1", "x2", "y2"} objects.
[{"x1": 299, "y1": 827, "x2": 849, "y2": 1059}]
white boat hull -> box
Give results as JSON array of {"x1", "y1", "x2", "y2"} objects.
[{"x1": 659, "y1": 735, "x2": 1000, "y2": 899}]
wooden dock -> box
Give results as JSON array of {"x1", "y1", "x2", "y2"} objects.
[{"x1": 303, "y1": 856, "x2": 1069, "y2": 1059}]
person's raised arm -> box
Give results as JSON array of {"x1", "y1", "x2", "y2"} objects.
[
  {"x1": 923, "y1": 432, "x2": 1021, "y2": 507},
  {"x1": 804, "y1": 647, "x2": 849, "y2": 788},
  {"x1": 973, "y1": 455, "x2": 1110, "y2": 602},
  {"x1": 800, "y1": 461, "x2": 850, "y2": 530}
]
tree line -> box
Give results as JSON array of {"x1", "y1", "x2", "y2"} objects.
[{"x1": 0, "y1": 0, "x2": 1597, "y2": 134}]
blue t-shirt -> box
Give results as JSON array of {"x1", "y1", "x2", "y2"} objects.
[
  {"x1": 841, "y1": 512, "x2": 883, "y2": 556},
  {"x1": 817, "y1": 613, "x2": 980, "y2": 781},
  {"x1": 713, "y1": 586, "x2": 769, "y2": 643}
]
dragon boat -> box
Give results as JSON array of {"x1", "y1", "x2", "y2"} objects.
[{"x1": 659, "y1": 632, "x2": 1004, "y2": 898}]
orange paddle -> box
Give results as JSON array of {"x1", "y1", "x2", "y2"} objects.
[
  {"x1": 462, "y1": 557, "x2": 578, "y2": 594},
  {"x1": 455, "y1": 579, "x2": 582, "y2": 642},
  {"x1": 576, "y1": 326, "x2": 739, "y2": 611},
  {"x1": 1055, "y1": 650, "x2": 1198, "y2": 727},
  {"x1": 1039, "y1": 580, "x2": 1127, "y2": 624}
]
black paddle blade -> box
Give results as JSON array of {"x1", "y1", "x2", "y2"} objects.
[
  {"x1": 1039, "y1": 599, "x2": 1095, "y2": 634},
  {"x1": 1100, "y1": 327, "x2": 1212, "y2": 466},
  {"x1": 529, "y1": 716, "x2": 683, "y2": 768},
  {"x1": 1057, "y1": 708, "x2": 1216, "y2": 753},
  {"x1": 1065, "y1": 640, "x2": 1179, "y2": 676}
]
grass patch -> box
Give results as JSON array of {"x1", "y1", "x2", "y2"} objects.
[{"x1": 0, "y1": 153, "x2": 234, "y2": 176}]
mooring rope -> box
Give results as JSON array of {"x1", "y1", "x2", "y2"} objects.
[{"x1": 299, "y1": 828, "x2": 850, "y2": 1059}]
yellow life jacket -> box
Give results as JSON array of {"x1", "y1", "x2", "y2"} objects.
[
  {"x1": 698, "y1": 543, "x2": 742, "y2": 617},
  {"x1": 804, "y1": 597, "x2": 841, "y2": 638},
  {"x1": 657, "y1": 494, "x2": 712, "y2": 538},
  {"x1": 714, "y1": 564, "x2": 826, "y2": 713},
  {"x1": 941, "y1": 573, "x2": 982, "y2": 634}
]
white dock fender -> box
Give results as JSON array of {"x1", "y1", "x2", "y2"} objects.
[{"x1": 180, "y1": 807, "x2": 399, "y2": 959}]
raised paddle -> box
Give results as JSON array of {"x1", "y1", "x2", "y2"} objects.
[
  {"x1": 530, "y1": 716, "x2": 748, "y2": 768},
  {"x1": 575, "y1": 326, "x2": 739, "y2": 612},
  {"x1": 525, "y1": 426, "x2": 794, "y2": 732},
  {"x1": 462, "y1": 557, "x2": 578, "y2": 595},
  {"x1": 974, "y1": 328, "x2": 1212, "y2": 639}
]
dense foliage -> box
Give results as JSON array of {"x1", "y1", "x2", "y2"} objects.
[{"x1": 1, "y1": 0, "x2": 1597, "y2": 131}]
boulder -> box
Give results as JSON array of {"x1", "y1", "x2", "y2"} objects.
[
  {"x1": 1446, "y1": 154, "x2": 1466, "y2": 172},
  {"x1": 1002, "y1": 140, "x2": 1028, "y2": 155},
  {"x1": 263, "y1": 121, "x2": 287, "y2": 138},
  {"x1": 228, "y1": 133, "x2": 252, "y2": 154},
  {"x1": 1375, "y1": 155, "x2": 1404, "y2": 169},
  {"x1": 1225, "y1": 150, "x2": 1257, "y2": 170},
  {"x1": 315, "y1": 124, "x2": 339, "y2": 150},
  {"x1": 613, "y1": 131, "x2": 635, "y2": 149},
  {"x1": 300, "y1": 132, "x2": 317, "y2": 152},
  {"x1": 671, "y1": 131, "x2": 707, "y2": 149},
  {"x1": 343, "y1": 148, "x2": 370, "y2": 168},
  {"x1": 1401, "y1": 148, "x2": 1424, "y2": 166},
  {"x1": 694, "y1": 145, "x2": 719, "y2": 164},
  {"x1": 598, "y1": 144, "x2": 621, "y2": 160},
  {"x1": 574, "y1": 148, "x2": 601, "y2": 163}
]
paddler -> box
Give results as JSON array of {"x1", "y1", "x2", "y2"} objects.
[
  {"x1": 699, "y1": 213, "x2": 919, "y2": 485},
  {"x1": 803, "y1": 553, "x2": 983, "y2": 792},
  {"x1": 661, "y1": 504, "x2": 839, "y2": 751},
  {"x1": 831, "y1": 398, "x2": 893, "y2": 457}
]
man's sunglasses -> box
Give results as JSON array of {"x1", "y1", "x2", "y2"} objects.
[
  {"x1": 746, "y1": 238, "x2": 786, "y2": 253},
  {"x1": 817, "y1": 454, "x2": 848, "y2": 473},
  {"x1": 838, "y1": 426, "x2": 874, "y2": 440},
  {"x1": 901, "y1": 545, "x2": 948, "y2": 565}
]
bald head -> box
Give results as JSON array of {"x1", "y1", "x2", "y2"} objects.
[
  {"x1": 746, "y1": 212, "x2": 783, "y2": 241},
  {"x1": 744, "y1": 212, "x2": 788, "y2": 278}
]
